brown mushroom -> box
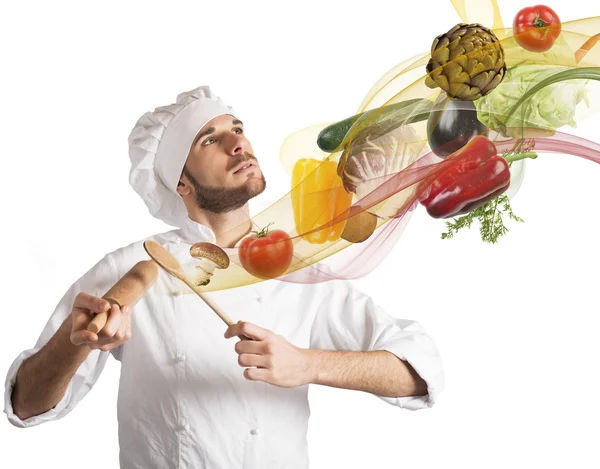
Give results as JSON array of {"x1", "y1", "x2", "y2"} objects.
[{"x1": 189, "y1": 242, "x2": 230, "y2": 286}]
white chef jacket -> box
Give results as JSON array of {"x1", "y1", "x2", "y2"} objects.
[{"x1": 4, "y1": 219, "x2": 445, "y2": 469}]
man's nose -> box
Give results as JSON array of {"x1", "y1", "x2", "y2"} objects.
[{"x1": 226, "y1": 133, "x2": 247, "y2": 155}]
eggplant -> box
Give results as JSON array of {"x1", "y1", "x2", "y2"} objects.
[{"x1": 427, "y1": 94, "x2": 488, "y2": 158}]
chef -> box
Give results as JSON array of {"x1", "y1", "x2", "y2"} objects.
[{"x1": 4, "y1": 86, "x2": 445, "y2": 469}]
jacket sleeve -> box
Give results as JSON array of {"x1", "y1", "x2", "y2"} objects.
[
  {"x1": 309, "y1": 279, "x2": 445, "y2": 411},
  {"x1": 3, "y1": 253, "x2": 120, "y2": 428}
]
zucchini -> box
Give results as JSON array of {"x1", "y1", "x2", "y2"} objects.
[{"x1": 317, "y1": 98, "x2": 432, "y2": 153}]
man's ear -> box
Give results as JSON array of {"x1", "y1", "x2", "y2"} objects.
[{"x1": 176, "y1": 175, "x2": 192, "y2": 197}]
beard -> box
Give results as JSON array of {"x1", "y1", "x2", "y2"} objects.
[{"x1": 183, "y1": 156, "x2": 266, "y2": 214}]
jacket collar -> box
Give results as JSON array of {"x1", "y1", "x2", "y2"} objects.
[
  {"x1": 178, "y1": 215, "x2": 262, "y2": 249},
  {"x1": 179, "y1": 216, "x2": 217, "y2": 244}
]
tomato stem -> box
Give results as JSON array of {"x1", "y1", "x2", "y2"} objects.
[
  {"x1": 251, "y1": 222, "x2": 274, "y2": 238},
  {"x1": 533, "y1": 12, "x2": 547, "y2": 29}
]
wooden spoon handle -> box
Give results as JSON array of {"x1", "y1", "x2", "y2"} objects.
[
  {"x1": 87, "y1": 260, "x2": 159, "y2": 334},
  {"x1": 183, "y1": 279, "x2": 234, "y2": 326},
  {"x1": 184, "y1": 280, "x2": 251, "y2": 340},
  {"x1": 198, "y1": 291, "x2": 250, "y2": 341},
  {"x1": 198, "y1": 292, "x2": 235, "y2": 326}
]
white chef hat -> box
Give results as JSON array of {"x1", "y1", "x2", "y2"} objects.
[{"x1": 128, "y1": 85, "x2": 239, "y2": 228}]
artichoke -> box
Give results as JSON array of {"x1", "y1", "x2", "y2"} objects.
[{"x1": 425, "y1": 23, "x2": 506, "y2": 101}]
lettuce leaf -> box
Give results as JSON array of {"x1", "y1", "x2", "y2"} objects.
[{"x1": 474, "y1": 64, "x2": 589, "y2": 138}]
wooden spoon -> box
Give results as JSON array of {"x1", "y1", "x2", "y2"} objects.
[{"x1": 143, "y1": 239, "x2": 236, "y2": 328}]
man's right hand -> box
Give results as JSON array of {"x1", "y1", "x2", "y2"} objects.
[{"x1": 69, "y1": 292, "x2": 132, "y2": 351}]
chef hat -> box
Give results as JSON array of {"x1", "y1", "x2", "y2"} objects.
[{"x1": 128, "y1": 85, "x2": 239, "y2": 228}]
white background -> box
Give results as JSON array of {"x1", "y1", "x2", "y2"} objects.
[{"x1": 1, "y1": 0, "x2": 599, "y2": 467}]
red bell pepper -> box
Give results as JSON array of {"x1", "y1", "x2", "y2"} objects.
[{"x1": 419, "y1": 136, "x2": 511, "y2": 218}]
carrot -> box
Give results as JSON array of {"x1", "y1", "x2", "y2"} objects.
[{"x1": 576, "y1": 34, "x2": 600, "y2": 63}]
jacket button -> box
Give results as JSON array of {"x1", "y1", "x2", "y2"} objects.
[
  {"x1": 175, "y1": 352, "x2": 186, "y2": 363},
  {"x1": 178, "y1": 418, "x2": 189, "y2": 431},
  {"x1": 250, "y1": 428, "x2": 259, "y2": 435}
]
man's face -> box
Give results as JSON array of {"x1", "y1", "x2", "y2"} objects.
[{"x1": 178, "y1": 114, "x2": 266, "y2": 213}]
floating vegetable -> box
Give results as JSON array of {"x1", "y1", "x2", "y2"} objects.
[
  {"x1": 337, "y1": 124, "x2": 423, "y2": 219},
  {"x1": 475, "y1": 64, "x2": 590, "y2": 138},
  {"x1": 439, "y1": 138, "x2": 539, "y2": 243},
  {"x1": 419, "y1": 136, "x2": 511, "y2": 218},
  {"x1": 189, "y1": 242, "x2": 230, "y2": 286},
  {"x1": 513, "y1": 5, "x2": 561, "y2": 53},
  {"x1": 239, "y1": 223, "x2": 294, "y2": 280},
  {"x1": 317, "y1": 98, "x2": 432, "y2": 153},
  {"x1": 291, "y1": 158, "x2": 352, "y2": 244},
  {"x1": 576, "y1": 34, "x2": 600, "y2": 63},
  {"x1": 441, "y1": 194, "x2": 524, "y2": 243},
  {"x1": 502, "y1": 66, "x2": 598, "y2": 127},
  {"x1": 425, "y1": 23, "x2": 506, "y2": 101},
  {"x1": 427, "y1": 93, "x2": 488, "y2": 158},
  {"x1": 340, "y1": 205, "x2": 378, "y2": 243}
]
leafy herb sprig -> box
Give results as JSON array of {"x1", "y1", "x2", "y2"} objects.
[
  {"x1": 440, "y1": 138, "x2": 536, "y2": 244},
  {"x1": 441, "y1": 193, "x2": 524, "y2": 243}
]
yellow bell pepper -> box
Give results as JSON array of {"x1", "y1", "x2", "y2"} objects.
[{"x1": 291, "y1": 158, "x2": 353, "y2": 244}]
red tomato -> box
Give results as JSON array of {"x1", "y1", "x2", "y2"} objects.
[
  {"x1": 239, "y1": 223, "x2": 294, "y2": 279},
  {"x1": 513, "y1": 5, "x2": 561, "y2": 52}
]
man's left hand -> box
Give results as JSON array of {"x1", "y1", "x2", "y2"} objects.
[{"x1": 224, "y1": 321, "x2": 313, "y2": 388}]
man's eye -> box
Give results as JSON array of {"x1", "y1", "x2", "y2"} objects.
[
  {"x1": 203, "y1": 137, "x2": 216, "y2": 145},
  {"x1": 234, "y1": 127, "x2": 244, "y2": 134}
]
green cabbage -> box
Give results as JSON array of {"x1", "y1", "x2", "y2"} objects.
[{"x1": 474, "y1": 64, "x2": 590, "y2": 138}]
